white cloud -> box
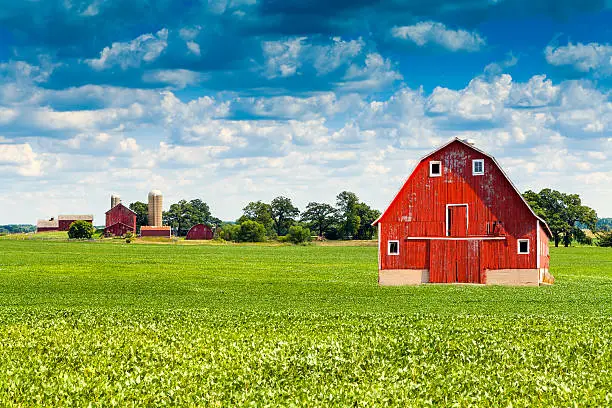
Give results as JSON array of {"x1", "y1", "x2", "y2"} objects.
[
  {"x1": 0, "y1": 143, "x2": 42, "y2": 176},
  {"x1": 545, "y1": 42, "x2": 612, "y2": 76},
  {"x1": 86, "y1": 28, "x2": 169, "y2": 70},
  {"x1": 391, "y1": 22, "x2": 485, "y2": 52},
  {"x1": 143, "y1": 69, "x2": 205, "y2": 88},
  {"x1": 339, "y1": 53, "x2": 403, "y2": 91},
  {"x1": 262, "y1": 37, "x2": 306, "y2": 78}
]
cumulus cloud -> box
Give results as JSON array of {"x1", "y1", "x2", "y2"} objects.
[
  {"x1": 86, "y1": 28, "x2": 169, "y2": 70},
  {"x1": 545, "y1": 42, "x2": 612, "y2": 77},
  {"x1": 143, "y1": 69, "x2": 205, "y2": 88},
  {"x1": 0, "y1": 143, "x2": 42, "y2": 176},
  {"x1": 391, "y1": 22, "x2": 485, "y2": 52}
]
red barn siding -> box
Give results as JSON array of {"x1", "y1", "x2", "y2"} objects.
[
  {"x1": 105, "y1": 204, "x2": 136, "y2": 236},
  {"x1": 141, "y1": 226, "x2": 171, "y2": 237},
  {"x1": 186, "y1": 224, "x2": 214, "y2": 240},
  {"x1": 376, "y1": 138, "x2": 551, "y2": 285}
]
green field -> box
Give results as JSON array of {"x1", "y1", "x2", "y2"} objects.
[{"x1": 0, "y1": 238, "x2": 611, "y2": 406}]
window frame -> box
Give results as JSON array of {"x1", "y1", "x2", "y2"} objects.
[
  {"x1": 387, "y1": 240, "x2": 400, "y2": 256},
  {"x1": 429, "y1": 160, "x2": 442, "y2": 177},
  {"x1": 472, "y1": 159, "x2": 485, "y2": 176},
  {"x1": 517, "y1": 239, "x2": 530, "y2": 254}
]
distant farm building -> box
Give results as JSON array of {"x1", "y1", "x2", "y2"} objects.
[
  {"x1": 36, "y1": 215, "x2": 93, "y2": 233},
  {"x1": 140, "y1": 226, "x2": 171, "y2": 238},
  {"x1": 36, "y1": 218, "x2": 59, "y2": 233},
  {"x1": 186, "y1": 224, "x2": 214, "y2": 240},
  {"x1": 374, "y1": 138, "x2": 553, "y2": 286},
  {"x1": 105, "y1": 195, "x2": 137, "y2": 236}
]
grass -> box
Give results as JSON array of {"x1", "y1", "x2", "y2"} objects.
[{"x1": 0, "y1": 238, "x2": 611, "y2": 405}]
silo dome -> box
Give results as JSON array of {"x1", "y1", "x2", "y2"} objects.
[{"x1": 148, "y1": 189, "x2": 163, "y2": 198}]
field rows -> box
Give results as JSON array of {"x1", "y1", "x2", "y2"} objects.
[{"x1": 0, "y1": 239, "x2": 611, "y2": 405}]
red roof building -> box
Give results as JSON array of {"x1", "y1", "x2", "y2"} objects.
[
  {"x1": 105, "y1": 203, "x2": 137, "y2": 236},
  {"x1": 373, "y1": 138, "x2": 553, "y2": 286},
  {"x1": 186, "y1": 224, "x2": 214, "y2": 240},
  {"x1": 140, "y1": 226, "x2": 172, "y2": 238},
  {"x1": 58, "y1": 215, "x2": 93, "y2": 231}
]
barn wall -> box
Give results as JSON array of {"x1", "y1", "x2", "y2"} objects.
[
  {"x1": 186, "y1": 224, "x2": 214, "y2": 240},
  {"x1": 538, "y1": 223, "x2": 550, "y2": 270},
  {"x1": 379, "y1": 141, "x2": 538, "y2": 273},
  {"x1": 58, "y1": 219, "x2": 92, "y2": 231},
  {"x1": 105, "y1": 205, "x2": 136, "y2": 234}
]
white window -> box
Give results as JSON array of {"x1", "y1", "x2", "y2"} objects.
[
  {"x1": 429, "y1": 161, "x2": 442, "y2": 177},
  {"x1": 518, "y1": 239, "x2": 529, "y2": 254},
  {"x1": 472, "y1": 159, "x2": 484, "y2": 175},
  {"x1": 388, "y1": 240, "x2": 399, "y2": 255}
]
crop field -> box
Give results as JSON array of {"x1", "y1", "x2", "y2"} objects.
[{"x1": 0, "y1": 237, "x2": 611, "y2": 406}]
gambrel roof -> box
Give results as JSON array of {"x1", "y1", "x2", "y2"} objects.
[{"x1": 373, "y1": 137, "x2": 552, "y2": 237}]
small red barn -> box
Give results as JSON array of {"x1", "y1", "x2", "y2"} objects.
[
  {"x1": 374, "y1": 138, "x2": 553, "y2": 286},
  {"x1": 140, "y1": 226, "x2": 172, "y2": 238},
  {"x1": 105, "y1": 203, "x2": 137, "y2": 236},
  {"x1": 36, "y1": 218, "x2": 59, "y2": 233},
  {"x1": 58, "y1": 215, "x2": 93, "y2": 231},
  {"x1": 186, "y1": 224, "x2": 214, "y2": 240}
]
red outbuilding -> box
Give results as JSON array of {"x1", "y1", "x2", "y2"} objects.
[
  {"x1": 58, "y1": 215, "x2": 94, "y2": 231},
  {"x1": 140, "y1": 226, "x2": 172, "y2": 238},
  {"x1": 186, "y1": 224, "x2": 214, "y2": 240},
  {"x1": 105, "y1": 203, "x2": 137, "y2": 236},
  {"x1": 373, "y1": 138, "x2": 553, "y2": 286}
]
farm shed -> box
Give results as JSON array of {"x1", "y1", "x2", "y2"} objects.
[
  {"x1": 141, "y1": 226, "x2": 171, "y2": 238},
  {"x1": 58, "y1": 215, "x2": 93, "y2": 231},
  {"x1": 186, "y1": 224, "x2": 214, "y2": 240},
  {"x1": 36, "y1": 218, "x2": 59, "y2": 233},
  {"x1": 373, "y1": 138, "x2": 553, "y2": 286},
  {"x1": 105, "y1": 203, "x2": 137, "y2": 237}
]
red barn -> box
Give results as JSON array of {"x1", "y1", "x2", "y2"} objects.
[
  {"x1": 186, "y1": 224, "x2": 214, "y2": 240},
  {"x1": 105, "y1": 203, "x2": 137, "y2": 236},
  {"x1": 58, "y1": 215, "x2": 93, "y2": 231},
  {"x1": 140, "y1": 226, "x2": 172, "y2": 238},
  {"x1": 373, "y1": 138, "x2": 553, "y2": 286},
  {"x1": 36, "y1": 218, "x2": 59, "y2": 233}
]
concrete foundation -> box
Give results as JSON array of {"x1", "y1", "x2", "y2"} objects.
[
  {"x1": 484, "y1": 269, "x2": 540, "y2": 286},
  {"x1": 378, "y1": 268, "x2": 551, "y2": 286},
  {"x1": 379, "y1": 269, "x2": 429, "y2": 286}
]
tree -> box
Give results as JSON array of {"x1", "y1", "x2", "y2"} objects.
[
  {"x1": 218, "y1": 223, "x2": 240, "y2": 241},
  {"x1": 336, "y1": 191, "x2": 360, "y2": 239},
  {"x1": 523, "y1": 189, "x2": 598, "y2": 247},
  {"x1": 129, "y1": 201, "x2": 148, "y2": 231},
  {"x1": 237, "y1": 220, "x2": 266, "y2": 242},
  {"x1": 271, "y1": 196, "x2": 300, "y2": 236},
  {"x1": 163, "y1": 200, "x2": 192, "y2": 236},
  {"x1": 239, "y1": 201, "x2": 275, "y2": 237},
  {"x1": 597, "y1": 231, "x2": 612, "y2": 247},
  {"x1": 300, "y1": 202, "x2": 338, "y2": 237},
  {"x1": 68, "y1": 220, "x2": 95, "y2": 239},
  {"x1": 354, "y1": 203, "x2": 381, "y2": 240},
  {"x1": 287, "y1": 225, "x2": 311, "y2": 244}
]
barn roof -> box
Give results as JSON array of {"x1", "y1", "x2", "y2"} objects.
[
  {"x1": 373, "y1": 137, "x2": 552, "y2": 237},
  {"x1": 58, "y1": 214, "x2": 93, "y2": 221},
  {"x1": 36, "y1": 219, "x2": 59, "y2": 228},
  {"x1": 105, "y1": 203, "x2": 137, "y2": 215}
]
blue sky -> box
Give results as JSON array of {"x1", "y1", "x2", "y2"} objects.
[{"x1": 0, "y1": 0, "x2": 611, "y2": 224}]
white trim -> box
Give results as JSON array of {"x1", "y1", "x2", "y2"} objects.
[
  {"x1": 518, "y1": 239, "x2": 530, "y2": 254},
  {"x1": 372, "y1": 138, "x2": 553, "y2": 239},
  {"x1": 472, "y1": 159, "x2": 484, "y2": 175},
  {"x1": 446, "y1": 204, "x2": 469, "y2": 237},
  {"x1": 406, "y1": 236, "x2": 506, "y2": 241},
  {"x1": 429, "y1": 160, "x2": 442, "y2": 177},
  {"x1": 536, "y1": 221, "x2": 540, "y2": 268},
  {"x1": 388, "y1": 240, "x2": 400, "y2": 256},
  {"x1": 378, "y1": 223, "x2": 381, "y2": 270}
]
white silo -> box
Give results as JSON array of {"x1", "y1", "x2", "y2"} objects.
[
  {"x1": 111, "y1": 194, "x2": 121, "y2": 208},
  {"x1": 148, "y1": 190, "x2": 163, "y2": 227}
]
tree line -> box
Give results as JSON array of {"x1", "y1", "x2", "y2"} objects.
[
  {"x1": 522, "y1": 189, "x2": 611, "y2": 247},
  {"x1": 127, "y1": 191, "x2": 380, "y2": 242}
]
